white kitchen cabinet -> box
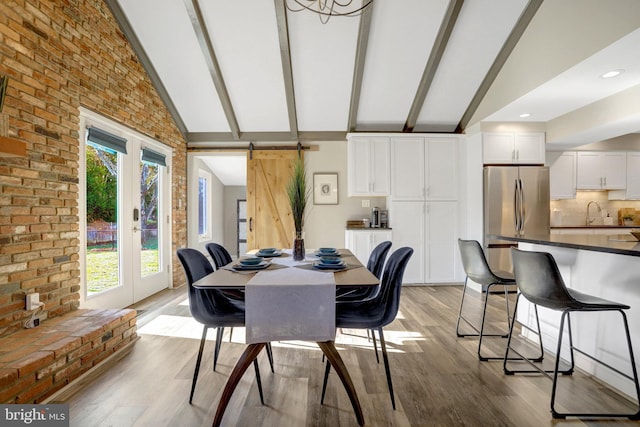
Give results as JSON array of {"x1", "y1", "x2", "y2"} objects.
[
  {"x1": 609, "y1": 152, "x2": 640, "y2": 200},
  {"x1": 391, "y1": 136, "x2": 458, "y2": 201},
  {"x1": 483, "y1": 132, "x2": 545, "y2": 164},
  {"x1": 345, "y1": 229, "x2": 392, "y2": 266},
  {"x1": 390, "y1": 201, "x2": 459, "y2": 283},
  {"x1": 548, "y1": 152, "x2": 576, "y2": 199},
  {"x1": 576, "y1": 151, "x2": 626, "y2": 190},
  {"x1": 347, "y1": 135, "x2": 390, "y2": 197}
]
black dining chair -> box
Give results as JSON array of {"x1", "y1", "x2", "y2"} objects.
[
  {"x1": 456, "y1": 238, "x2": 519, "y2": 361},
  {"x1": 336, "y1": 241, "x2": 392, "y2": 363},
  {"x1": 321, "y1": 247, "x2": 413, "y2": 410},
  {"x1": 177, "y1": 248, "x2": 268, "y2": 404},
  {"x1": 337, "y1": 240, "x2": 392, "y2": 302},
  {"x1": 205, "y1": 242, "x2": 266, "y2": 358},
  {"x1": 205, "y1": 242, "x2": 233, "y2": 269},
  {"x1": 506, "y1": 248, "x2": 640, "y2": 419}
]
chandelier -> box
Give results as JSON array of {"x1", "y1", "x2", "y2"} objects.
[{"x1": 286, "y1": 0, "x2": 374, "y2": 24}]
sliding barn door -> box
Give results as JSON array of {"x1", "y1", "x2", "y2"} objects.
[{"x1": 246, "y1": 150, "x2": 300, "y2": 251}]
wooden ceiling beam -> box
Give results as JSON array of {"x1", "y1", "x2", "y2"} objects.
[
  {"x1": 274, "y1": 0, "x2": 299, "y2": 139},
  {"x1": 403, "y1": 0, "x2": 464, "y2": 133},
  {"x1": 187, "y1": 131, "x2": 346, "y2": 144},
  {"x1": 347, "y1": 2, "x2": 374, "y2": 133},
  {"x1": 183, "y1": 0, "x2": 241, "y2": 140}
]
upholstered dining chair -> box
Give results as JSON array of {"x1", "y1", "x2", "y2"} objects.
[
  {"x1": 456, "y1": 238, "x2": 517, "y2": 361},
  {"x1": 335, "y1": 241, "x2": 392, "y2": 363},
  {"x1": 205, "y1": 242, "x2": 258, "y2": 357},
  {"x1": 321, "y1": 246, "x2": 413, "y2": 410},
  {"x1": 177, "y1": 248, "x2": 267, "y2": 404},
  {"x1": 337, "y1": 240, "x2": 392, "y2": 302},
  {"x1": 507, "y1": 248, "x2": 640, "y2": 419},
  {"x1": 205, "y1": 242, "x2": 233, "y2": 269}
]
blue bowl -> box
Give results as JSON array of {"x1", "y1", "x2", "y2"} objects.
[
  {"x1": 259, "y1": 247, "x2": 277, "y2": 254},
  {"x1": 239, "y1": 256, "x2": 262, "y2": 266},
  {"x1": 319, "y1": 256, "x2": 342, "y2": 264},
  {"x1": 318, "y1": 247, "x2": 337, "y2": 254}
]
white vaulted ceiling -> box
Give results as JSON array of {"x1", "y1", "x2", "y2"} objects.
[{"x1": 107, "y1": 0, "x2": 640, "y2": 148}]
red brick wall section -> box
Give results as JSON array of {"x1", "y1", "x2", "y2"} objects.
[
  {"x1": 0, "y1": 0, "x2": 188, "y2": 337},
  {"x1": 0, "y1": 308, "x2": 137, "y2": 403}
]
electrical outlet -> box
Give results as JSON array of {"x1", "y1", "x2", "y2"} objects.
[
  {"x1": 361, "y1": 199, "x2": 370, "y2": 208},
  {"x1": 26, "y1": 293, "x2": 41, "y2": 310}
]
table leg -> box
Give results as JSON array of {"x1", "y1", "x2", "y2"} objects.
[
  {"x1": 212, "y1": 342, "x2": 266, "y2": 427},
  {"x1": 317, "y1": 341, "x2": 364, "y2": 426}
]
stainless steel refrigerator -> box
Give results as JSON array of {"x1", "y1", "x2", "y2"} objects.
[{"x1": 484, "y1": 166, "x2": 550, "y2": 273}]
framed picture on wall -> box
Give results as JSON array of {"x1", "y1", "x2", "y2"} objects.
[{"x1": 314, "y1": 173, "x2": 338, "y2": 205}]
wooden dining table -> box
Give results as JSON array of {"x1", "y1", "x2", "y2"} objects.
[{"x1": 193, "y1": 249, "x2": 378, "y2": 427}]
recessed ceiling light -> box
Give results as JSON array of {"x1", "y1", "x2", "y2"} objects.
[
  {"x1": 600, "y1": 69, "x2": 625, "y2": 79},
  {"x1": 519, "y1": 113, "x2": 531, "y2": 118}
]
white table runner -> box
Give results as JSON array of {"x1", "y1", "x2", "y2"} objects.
[{"x1": 245, "y1": 267, "x2": 336, "y2": 343}]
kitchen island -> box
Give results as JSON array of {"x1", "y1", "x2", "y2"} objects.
[{"x1": 490, "y1": 232, "x2": 640, "y2": 399}]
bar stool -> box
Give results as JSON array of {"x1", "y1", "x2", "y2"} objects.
[
  {"x1": 506, "y1": 248, "x2": 640, "y2": 419},
  {"x1": 456, "y1": 239, "x2": 518, "y2": 361}
]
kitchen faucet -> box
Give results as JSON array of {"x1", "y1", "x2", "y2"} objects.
[{"x1": 586, "y1": 201, "x2": 602, "y2": 225}]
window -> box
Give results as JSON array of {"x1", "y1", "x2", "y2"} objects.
[{"x1": 198, "y1": 170, "x2": 211, "y2": 240}]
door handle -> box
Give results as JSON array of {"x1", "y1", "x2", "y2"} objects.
[
  {"x1": 132, "y1": 226, "x2": 140, "y2": 232},
  {"x1": 249, "y1": 217, "x2": 253, "y2": 232}
]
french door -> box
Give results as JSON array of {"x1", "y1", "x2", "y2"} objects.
[{"x1": 79, "y1": 108, "x2": 172, "y2": 309}]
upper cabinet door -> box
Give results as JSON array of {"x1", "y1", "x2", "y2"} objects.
[
  {"x1": 514, "y1": 133, "x2": 546, "y2": 164},
  {"x1": 390, "y1": 136, "x2": 425, "y2": 200},
  {"x1": 391, "y1": 136, "x2": 459, "y2": 201},
  {"x1": 483, "y1": 133, "x2": 515, "y2": 164},
  {"x1": 483, "y1": 132, "x2": 545, "y2": 164},
  {"x1": 624, "y1": 153, "x2": 640, "y2": 199},
  {"x1": 548, "y1": 152, "x2": 576, "y2": 200},
  {"x1": 347, "y1": 136, "x2": 390, "y2": 197},
  {"x1": 426, "y1": 137, "x2": 458, "y2": 200},
  {"x1": 600, "y1": 152, "x2": 626, "y2": 189},
  {"x1": 576, "y1": 151, "x2": 626, "y2": 190}
]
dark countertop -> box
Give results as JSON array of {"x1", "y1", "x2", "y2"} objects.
[
  {"x1": 551, "y1": 225, "x2": 638, "y2": 229},
  {"x1": 490, "y1": 233, "x2": 640, "y2": 257},
  {"x1": 345, "y1": 227, "x2": 392, "y2": 231}
]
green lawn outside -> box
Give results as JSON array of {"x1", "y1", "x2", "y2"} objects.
[{"x1": 87, "y1": 249, "x2": 159, "y2": 293}]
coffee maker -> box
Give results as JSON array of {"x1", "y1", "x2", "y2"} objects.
[
  {"x1": 371, "y1": 207, "x2": 380, "y2": 228},
  {"x1": 380, "y1": 210, "x2": 388, "y2": 228}
]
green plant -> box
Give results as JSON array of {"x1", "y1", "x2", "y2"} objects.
[{"x1": 286, "y1": 157, "x2": 309, "y2": 233}]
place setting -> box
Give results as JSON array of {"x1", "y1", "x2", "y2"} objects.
[
  {"x1": 254, "y1": 247, "x2": 284, "y2": 258},
  {"x1": 224, "y1": 255, "x2": 287, "y2": 273},
  {"x1": 294, "y1": 247, "x2": 358, "y2": 272}
]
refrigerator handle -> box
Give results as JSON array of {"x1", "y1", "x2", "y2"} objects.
[
  {"x1": 519, "y1": 178, "x2": 526, "y2": 234},
  {"x1": 513, "y1": 179, "x2": 519, "y2": 233}
]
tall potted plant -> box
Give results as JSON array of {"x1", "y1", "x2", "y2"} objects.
[{"x1": 287, "y1": 157, "x2": 308, "y2": 261}]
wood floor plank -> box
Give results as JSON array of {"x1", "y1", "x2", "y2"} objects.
[{"x1": 56, "y1": 285, "x2": 640, "y2": 426}]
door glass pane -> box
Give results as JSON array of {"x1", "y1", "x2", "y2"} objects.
[
  {"x1": 198, "y1": 177, "x2": 207, "y2": 236},
  {"x1": 140, "y1": 161, "x2": 160, "y2": 277},
  {"x1": 85, "y1": 143, "x2": 120, "y2": 294}
]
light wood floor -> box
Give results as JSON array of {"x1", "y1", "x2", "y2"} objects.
[{"x1": 53, "y1": 285, "x2": 640, "y2": 427}]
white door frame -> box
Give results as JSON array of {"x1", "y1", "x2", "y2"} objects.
[{"x1": 78, "y1": 107, "x2": 172, "y2": 309}]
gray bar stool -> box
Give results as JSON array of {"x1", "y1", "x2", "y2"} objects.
[
  {"x1": 506, "y1": 248, "x2": 640, "y2": 419},
  {"x1": 456, "y1": 239, "x2": 519, "y2": 360}
]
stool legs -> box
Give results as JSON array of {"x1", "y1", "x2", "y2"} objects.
[
  {"x1": 503, "y1": 294, "x2": 549, "y2": 375},
  {"x1": 456, "y1": 278, "x2": 513, "y2": 360},
  {"x1": 550, "y1": 309, "x2": 640, "y2": 419}
]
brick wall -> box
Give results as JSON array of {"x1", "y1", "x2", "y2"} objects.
[{"x1": 0, "y1": 0, "x2": 187, "y2": 337}]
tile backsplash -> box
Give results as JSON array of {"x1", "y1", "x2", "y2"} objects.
[{"x1": 550, "y1": 191, "x2": 640, "y2": 226}]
